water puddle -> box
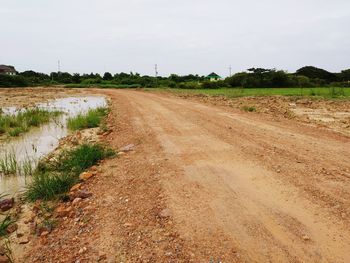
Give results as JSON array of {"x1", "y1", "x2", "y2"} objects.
[{"x1": 0, "y1": 96, "x2": 107, "y2": 195}]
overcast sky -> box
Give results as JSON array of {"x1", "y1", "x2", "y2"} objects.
[{"x1": 1, "y1": 0, "x2": 349, "y2": 76}]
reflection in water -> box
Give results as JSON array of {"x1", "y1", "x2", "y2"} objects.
[{"x1": 0, "y1": 96, "x2": 107, "y2": 195}]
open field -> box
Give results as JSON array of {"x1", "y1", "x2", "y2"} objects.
[
  {"x1": 1, "y1": 88, "x2": 349, "y2": 262},
  {"x1": 147, "y1": 87, "x2": 350, "y2": 98}
]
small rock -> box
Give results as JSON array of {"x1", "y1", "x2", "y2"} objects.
[
  {"x1": 79, "y1": 172, "x2": 94, "y2": 181},
  {"x1": 75, "y1": 190, "x2": 92, "y2": 199},
  {"x1": 302, "y1": 235, "x2": 310, "y2": 241},
  {"x1": 159, "y1": 209, "x2": 172, "y2": 218},
  {"x1": 123, "y1": 223, "x2": 133, "y2": 227},
  {"x1": 78, "y1": 247, "x2": 87, "y2": 254},
  {"x1": 72, "y1": 198, "x2": 82, "y2": 205},
  {"x1": 70, "y1": 183, "x2": 82, "y2": 192},
  {"x1": 119, "y1": 144, "x2": 135, "y2": 152},
  {"x1": 0, "y1": 198, "x2": 14, "y2": 212},
  {"x1": 40, "y1": 231, "x2": 49, "y2": 237},
  {"x1": 6, "y1": 223, "x2": 18, "y2": 234},
  {"x1": 56, "y1": 205, "x2": 72, "y2": 217}
]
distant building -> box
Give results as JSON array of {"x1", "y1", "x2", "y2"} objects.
[
  {"x1": 206, "y1": 72, "x2": 222, "y2": 82},
  {"x1": 0, "y1": 65, "x2": 17, "y2": 75}
]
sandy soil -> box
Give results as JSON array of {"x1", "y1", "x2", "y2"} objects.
[{"x1": 10, "y1": 89, "x2": 350, "y2": 262}]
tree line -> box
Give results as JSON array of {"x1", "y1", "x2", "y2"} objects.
[{"x1": 0, "y1": 66, "x2": 349, "y2": 88}]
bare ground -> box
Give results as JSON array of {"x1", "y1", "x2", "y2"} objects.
[{"x1": 12, "y1": 89, "x2": 350, "y2": 262}]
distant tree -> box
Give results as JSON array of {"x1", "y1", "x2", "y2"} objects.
[
  {"x1": 340, "y1": 69, "x2": 350, "y2": 81},
  {"x1": 296, "y1": 66, "x2": 336, "y2": 83},
  {"x1": 72, "y1": 73, "x2": 81, "y2": 84},
  {"x1": 103, "y1": 72, "x2": 113, "y2": 81}
]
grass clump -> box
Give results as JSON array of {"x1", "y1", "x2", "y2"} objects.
[
  {"x1": 25, "y1": 143, "x2": 115, "y2": 201},
  {"x1": 0, "y1": 151, "x2": 35, "y2": 176},
  {"x1": 0, "y1": 108, "x2": 61, "y2": 137},
  {"x1": 25, "y1": 173, "x2": 77, "y2": 201},
  {"x1": 0, "y1": 151, "x2": 18, "y2": 175},
  {"x1": 67, "y1": 107, "x2": 108, "y2": 131},
  {"x1": 0, "y1": 215, "x2": 15, "y2": 237},
  {"x1": 241, "y1": 105, "x2": 257, "y2": 112}
]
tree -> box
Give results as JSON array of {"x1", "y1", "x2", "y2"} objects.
[
  {"x1": 72, "y1": 73, "x2": 81, "y2": 84},
  {"x1": 296, "y1": 66, "x2": 336, "y2": 83},
  {"x1": 103, "y1": 72, "x2": 113, "y2": 81}
]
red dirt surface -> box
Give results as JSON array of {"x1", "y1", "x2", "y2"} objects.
[{"x1": 23, "y1": 89, "x2": 350, "y2": 263}]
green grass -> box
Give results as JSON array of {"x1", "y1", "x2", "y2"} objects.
[
  {"x1": 0, "y1": 151, "x2": 35, "y2": 176},
  {"x1": 25, "y1": 172, "x2": 78, "y2": 201},
  {"x1": 67, "y1": 107, "x2": 108, "y2": 131},
  {"x1": 0, "y1": 108, "x2": 61, "y2": 137},
  {"x1": 65, "y1": 83, "x2": 142, "y2": 89},
  {"x1": 53, "y1": 143, "x2": 115, "y2": 174},
  {"x1": 146, "y1": 87, "x2": 350, "y2": 99},
  {"x1": 0, "y1": 151, "x2": 18, "y2": 175},
  {"x1": 25, "y1": 143, "x2": 115, "y2": 201},
  {"x1": 0, "y1": 215, "x2": 14, "y2": 237}
]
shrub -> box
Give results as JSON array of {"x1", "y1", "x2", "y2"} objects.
[
  {"x1": 0, "y1": 74, "x2": 28, "y2": 87},
  {"x1": 178, "y1": 82, "x2": 201, "y2": 89}
]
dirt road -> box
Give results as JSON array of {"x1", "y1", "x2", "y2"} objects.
[{"x1": 26, "y1": 89, "x2": 350, "y2": 262}]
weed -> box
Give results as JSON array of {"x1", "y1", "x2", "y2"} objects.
[
  {"x1": 0, "y1": 151, "x2": 18, "y2": 175},
  {"x1": 54, "y1": 143, "x2": 115, "y2": 175},
  {"x1": 25, "y1": 143, "x2": 115, "y2": 201},
  {"x1": 25, "y1": 172, "x2": 77, "y2": 201},
  {"x1": 241, "y1": 105, "x2": 257, "y2": 112},
  {"x1": 0, "y1": 215, "x2": 14, "y2": 237},
  {"x1": 67, "y1": 107, "x2": 108, "y2": 130},
  {"x1": 2, "y1": 238, "x2": 14, "y2": 263},
  {"x1": 0, "y1": 151, "x2": 35, "y2": 176}
]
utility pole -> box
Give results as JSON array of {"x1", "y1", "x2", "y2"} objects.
[
  {"x1": 58, "y1": 60, "x2": 61, "y2": 74},
  {"x1": 229, "y1": 65, "x2": 232, "y2": 77},
  {"x1": 154, "y1": 64, "x2": 158, "y2": 87}
]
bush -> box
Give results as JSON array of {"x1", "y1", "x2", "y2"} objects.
[
  {"x1": 178, "y1": 82, "x2": 201, "y2": 89},
  {"x1": 0, "y1": 74, "x2": 28, "y2": 87},
  {"x1": 201, "y1": 80, "x2": 227, "y2": 89}
]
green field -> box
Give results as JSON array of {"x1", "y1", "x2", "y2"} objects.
[{"x1": 146, "y1": 87, "x2": 350, "y2": 99}]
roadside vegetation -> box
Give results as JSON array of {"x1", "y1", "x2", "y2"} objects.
[
  {"x1": 148, "y1": 87, "x2": 350, "y2": 99},
  {"x1": 1, "y1": 65, "x2": 349, "y2": 90},
  {"x1": 0, "y1": 108, "x2": 61, "y2": 137},
  {"x1": 67, "y1": 107, "x2": 108, "y2": 130},
  {"x1": 25, "y1": 143, "x2": 115, "y2": 201}
]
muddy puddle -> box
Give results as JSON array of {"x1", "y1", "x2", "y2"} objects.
[{"x1": 0, "y1": 96, "x2": 107, "y2": 195}]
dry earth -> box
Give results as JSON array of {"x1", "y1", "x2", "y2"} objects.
[{"x1": 2, "y1": 88, "x2": 350, "y2": 262}]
